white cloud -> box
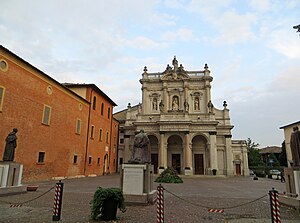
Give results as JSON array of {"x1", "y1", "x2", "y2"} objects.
[
  {"x1": 162, "y1": 28, "x2": 197, "y2": 42},
  {"x1": 124, "y1": 36, "x2": 169, "y2": 50},
  {"x1": 249, "y1": 0, "x2": 271, "y2": 12}
]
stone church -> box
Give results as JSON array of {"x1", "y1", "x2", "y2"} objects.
[{"x1": 114, "y1": 57, "x2": 249, "y2": 176}]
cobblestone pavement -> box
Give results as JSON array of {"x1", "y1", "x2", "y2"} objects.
[{"x1": 0, "y1": 174, "x2": 299, "y2": 223}]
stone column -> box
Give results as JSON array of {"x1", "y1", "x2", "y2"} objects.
[
  {"x1": 159, "y1": 132, "x2": 167, "y2": 174},
  {"x1": 184, "y1": 132, "x2": 193, "y2": 175},
  {"x1": 163, "y1": 85, "x2": 167, "y2": 113},
  {"x1": 242, "y1": 145, "x2": 249, "y2": 176},
  {"x1": 209, "y1": 132, "x2": 218, "y2": 174},
  {"x1": 225, "y1": 135, "x2": 234, "y2": 176}
]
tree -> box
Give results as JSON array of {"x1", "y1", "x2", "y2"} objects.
[
  {"x1": 246, "y1": 138, "x2": 264, "y2": 166},
  {"x1": 279, "y1": 140, "x2": 288, "y2": 167}
]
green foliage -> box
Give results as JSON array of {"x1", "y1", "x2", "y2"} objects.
[
  {"x1": 246, "y1": 138, "x2": 264, "y2": 166},
  {"x1": 155, "y1": 167, "x2": 183, "y2": 183},
  {"x1": 279, "y1": 141, "x2": 288, "y2": 167},
  {"x1": 90, "y1": 187, "x2": 126, "y2": 221}
]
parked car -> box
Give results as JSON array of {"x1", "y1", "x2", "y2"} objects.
[
  {"x1": 269, "y1": 169, "x2": 281, "y2": 176},
  {"x1": 249, "y1": 170, "x2": 255, "y2": 176}
]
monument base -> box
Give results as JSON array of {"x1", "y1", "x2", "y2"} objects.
[
  {"x1": 121, "y1": 164, "x2": 156, "y2": 205},
  {"x1": 280, "y1": 167, "x2": 300, "y2": 209},
  {"x1": 0, "y1": 161, "x2": 25, "y2": 196}
]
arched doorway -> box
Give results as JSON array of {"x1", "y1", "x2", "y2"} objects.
[
  {"x1": 192, "y1": 135, "x2": 207, "y2": 175},
  {"x1": 167, "y1": 135, "x2": 183, "y2": 174},
  {"x1": 149, "y1": 135, "x2": 158, "y2": 173}
]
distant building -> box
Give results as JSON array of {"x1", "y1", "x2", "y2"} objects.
[
  {"x1": 0, "y1": 45, "x2": 117, "y2": 181},
  {"x1": 114, "y1": 57, "x2": 249, "y2": 176},
  {"x1": 280, "y1": 120, "x2": 300, "y2": 167},
  {"x1": 259, "y1": 146, "x2": 282, "y2": 165}
]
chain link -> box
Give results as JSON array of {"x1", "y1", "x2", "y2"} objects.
[
  {"x1": 163, "y1": 187, "x2": 268, "y2": 210},
  {"x1": 0, "y1": 186, "x2": 54, "y2": 206}
]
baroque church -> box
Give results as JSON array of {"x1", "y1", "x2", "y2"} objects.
[{"x1": 114, "y1": 57, "x2": 249, "y2": 176}]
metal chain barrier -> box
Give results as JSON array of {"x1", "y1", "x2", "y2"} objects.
[
  {"x1": 163, "y1": 186, "x2": 268, "y2": 211},
  {"x1": 0, "y1": 186, "x2": 55, "y2": 207}
]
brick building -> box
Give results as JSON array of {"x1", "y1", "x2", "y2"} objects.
[{"x1": 0, "y1": 45, "x2": 118, "y2": 181}]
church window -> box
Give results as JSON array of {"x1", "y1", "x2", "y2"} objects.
[
  {"x1": 92, "y1": 96, "x2": 96, "y2": 110},
  {"x1": 0, "y1": 86, "x2": 5, "y2": 112},
  {"x1": 99, "y1": 129, "x2": 103, "y2": 141},
  {"x1": 42, "y1": 105, "x2": 51, "y2": 125},
  {"x1": 76, "y1": 119, "x2": 81, "y2": 134},
  {"x1": 90, "y1": 125, "x2": 95, "y2": 139},
  {"x1": 38, "y1": 152, "x2": 45, "y2": 163},
  {"x1": 108, "y1": 107, "x2": 110, "y2": 119},
  {"x1": 101, "y1": 103, "x2": 104, "y2": 115}
]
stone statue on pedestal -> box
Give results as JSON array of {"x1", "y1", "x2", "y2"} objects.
[
  {"x1": 290, "y1": 126, "x2": 300, "y2": 166},
  {"x1": 2, "y1": 128, "x2": 18, "y2": 161},
  {"x1": 128, "y1": 130, "x2": 151, "y2": 164}
]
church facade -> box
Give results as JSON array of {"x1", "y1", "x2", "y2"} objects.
[{"x1": 114, "y1": 57, "x2": 249, "y2": 176}]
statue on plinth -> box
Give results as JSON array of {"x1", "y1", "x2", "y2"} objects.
[
  {"x1": 290, "y1": 126, "x2": 300, "y2": 166},
  {"x1": 128, "y1": 129, "x2": 151, "y2": 164},
  {"x1": 2, "y1": 128, "x2": 18, "y2": 161}
]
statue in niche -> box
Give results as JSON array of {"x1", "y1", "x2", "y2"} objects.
[
  {"x1": 159, "y1": 100, "x2": 164, "y2": 112},
  {"x1": 128, "y1": 130, "x2": 151, "y2": 164},
  {"x1": 290, "y1": 126, "x2": 300, "y2": 166},
  {"x1": 153, "y1": 98, "x2": 158, "y2": 110},
  {"x1": 2, "y1": 128, "x2": 18, "y2": 161},
  {"x1": 208, "y1": 100, "x2": 214, "y2": 113},
  {"x1": 194, "y1": 97, "x2": 200, "y2": 110},
  {"x1": 172, "y1": 97, "x2": 179, "y2": 110},
  {"x1": 184, "y1": 99, "x2": 189, "y2": 112}
]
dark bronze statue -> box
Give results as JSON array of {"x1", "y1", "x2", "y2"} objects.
[
  {"x1": 128, "y1": 129, "x2": 151, "y2": 164},
  {"x1": 290, "y1": 126, "x2": 300, "y2": 166},
  {"x1": 3, "y1": 128, "x2": 18, "y2": 161}
]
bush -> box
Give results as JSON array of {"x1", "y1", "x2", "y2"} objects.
[
  {"x1": 155, "y1": 167, "x2": 183, "y2": 183},
  {"x1": 90, "y1": 187, "x2": 126, "y2": 221}
]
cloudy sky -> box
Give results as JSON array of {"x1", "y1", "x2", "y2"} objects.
[{"x1": 1, "y1": 0, "x2": 300, "y2": 147}]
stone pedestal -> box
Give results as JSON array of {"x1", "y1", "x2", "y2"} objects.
[
  {"x1": 0, "y1": 161, "x2": 26, "y2": 195},
  {"x1": 121, "y1": 164, "x2": 156, "y2": 205},
  {"x1": 279, "y1": 167, "x2": 300, "y2": 210}
]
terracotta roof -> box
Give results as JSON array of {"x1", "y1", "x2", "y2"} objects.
[{"x1": 259, "y1": 146, "x2": 282, "y2": 154}]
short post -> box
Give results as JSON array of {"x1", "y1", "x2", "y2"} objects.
[
  {"x1": 269, "y1": 188, "x2": 281, "y2": 223},
  {"x1": 157, "y1": 184, "x2": 164, "y2": 223},
  {"x1": 52, "y1": 180, "x2": 64, "y2": 221}
]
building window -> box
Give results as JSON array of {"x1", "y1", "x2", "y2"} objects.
[
  {"x1": 120, "y1": 138, "x2": 124, "y2": 144},
  {"x1": 0, "y1": 86, "x2": 5, "y2": 112},
  {"x1": 93, "y1": 96, "x2": 96, "y2": 110},
  {"x1": 76, "y1": 119, "x2": 81, "y2": 134},
  {"x1": 0, "y1": 59, "x2": 8, "y2": 72},
  {"x1": 99, "y1": 129, "x2": 103, "y2": 141},
  {"x1": 101, "y1": 103, "x2": 104, "y2": 115},
  {"x1": 106, "y1": 132, "x2": 109, "y2": 143},
  {"x1": 108, "y1": 107, "x2": 110, "y2": 119},
  {"x1": 90, "y1": 125, "x2": 95, "y2": 139},
  {"x1": 73, "y1": 155, "x2": 78, "y2": 164},
  {"x1": 88, "y1": 156, "x2": 92, "y2": 165},
  {"x1": 97, "y1": 157, "x2": 100, "y2": 165},
  {"x1": 114, "y1": 136, "x2": 117, "y2": 145},
  {"x1": 38, "y1": 152, "x2": 45, "y2": 163},
  {"x1": 42, "y1": 105, "x2": 51, "y2": 125},
  {"x1": 120, "y1": 158, "x2": 123, "y2": 165}
]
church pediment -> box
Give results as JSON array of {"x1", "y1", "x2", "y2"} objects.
[{"x1": 161, "y1": 56, "x2": 190, "y2": 80}]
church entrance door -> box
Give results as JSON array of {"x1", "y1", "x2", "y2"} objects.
[
  {"x1": 172, "y1": 154, "x2": 181, "y2": 174},
  {"x1": 194, "y1": 154, "x2": 204, "y2": 175}
]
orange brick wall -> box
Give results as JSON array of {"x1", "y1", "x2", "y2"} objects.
[
  {"x1": 68, "y1": 86, "x2": 118, "y2": 176},
  {"x1": 0, "y1": 49, "x2": 89, "y2": 182}
]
